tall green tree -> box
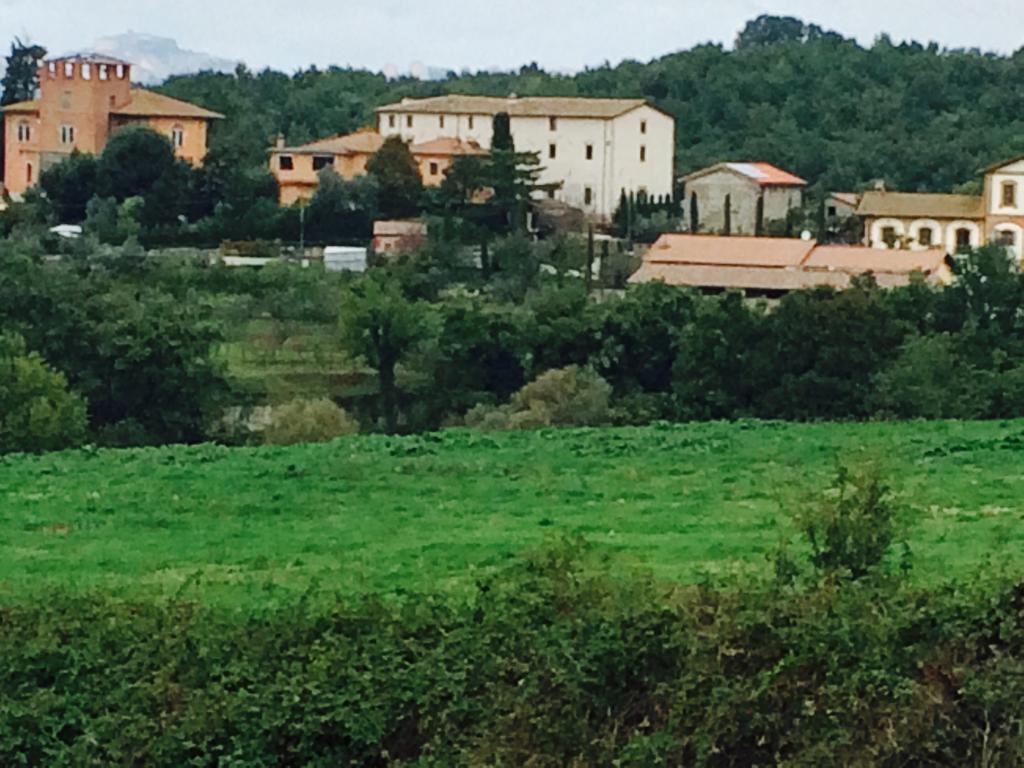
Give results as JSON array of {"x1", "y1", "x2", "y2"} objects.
[
  {"x1": 339, "y1": 272, "x2": 432, "y2": 433},
  {"x1": 487, "y1": 112, "x2": 542, "y2": 235},
  {"x1": 39, "y1": 151, "x2": 98, "y2": 223},
  {"x1": 366, "y1": 136, "x2": 423, "y2": 219}
]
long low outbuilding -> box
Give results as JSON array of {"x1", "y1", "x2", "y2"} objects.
[{"x1": 629, "y1": 234, "x2": 951, "y2": 297}]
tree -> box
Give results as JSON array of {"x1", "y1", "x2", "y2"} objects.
[
  {"x1": 39, "y1": 151, "x2": 98, "y2": 223},
  {"x1": 339, "y1": 272, "x2": 432, "y2": 433},
  {"x1": 366, "y1": 136, "x2": 423, "y2": 219},
  {"x1": 487, "y1": 112, "x2": 542, "y2": 235},
  {"x1": 305, "y1": 168, "x2": 379, "y2": 242},
  {"x1": 755, "y1": 195, "x2": 765, "y2": 237},
  {"x1": 723, "y1": 193, "x2": 732, "y2": 235},
  {"x1": 0, "y1": 333, "x2": 86, "y2": 454},
  {"x1": 689, "y1": 193, "x2": 699, "y2": 233}
]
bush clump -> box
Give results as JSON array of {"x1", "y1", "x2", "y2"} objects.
[
  {"x1": 465, "y1": 365, "x2": 612, "y2": 430},
  {"x1": 0, "y1": 334, "x2": 87, "y2": 454},
  {"x1": 262, "y1": 398, "x2": 359, "y2": 445}
]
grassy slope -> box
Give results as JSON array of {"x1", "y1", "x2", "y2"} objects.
[{"x1": 1, "y1": 421, "x2": 1022, "y2": 606}]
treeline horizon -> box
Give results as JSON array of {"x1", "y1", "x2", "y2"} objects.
[{"x1": 149, "y1": 14, "x2": 1024, "y2": 196}]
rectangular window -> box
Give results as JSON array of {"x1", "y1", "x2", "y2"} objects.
[
  {"x1": 279, "y1": 155, "x2": 294, "y2": 171},
  {"x1": 59, "y1": 124, "x2": 75, "y2": 145},
  {"x1": 17, "y1": 122, "x2": 31, "y2": 142},
  {"x1": 918, "y1": 227, "x2": 933, "y2": 247},
  {"x1": 64, "y1": 61, "x2": 75, "y2": 78},
  {"x1": 439, "y1": 115, "x2": 445, "y2": 128},
  {"x1": 549, "y1": 117, "x2": 557, "y2": 131},
  {"x1": 82, "y1": 63, "x2": 92, "y2": 80},
  {"x1": 1002, "y1": 182, "x2": 1017, "y2": 208},
  {"x1": 26, "y1": 162, "x2": 33, "y2": 184},
  {"x1": 584, "y1": 187, "x2": 593, "y2": 206},
  {"x1": 547, "y1": 189, "x2": 556, "y2": 199},
  {"x1": 312, "y1": 155, "x2": 334, "y2": 171},
  {"x1": 640, "y1": 145, "x2": 647, "y2": 162},
  {"x1": 881, "y1": 226, "x2": 897, "y2": 248},
  {"x1": 47, "y1": 62, "x2": 57, "y2": 79},
  {"x1": 115, "y1": 64, "x2": 125, "y2": 79},
  {"x1": 406, "y1": 115, "x2": 413, "y2": 128},
  {"x1": 640, "y1": 120, "x2": 647, "y2": 134},
  {"x1": 585, "y1": 144, "x2": 594, "y2": 160},
  {"x1": 956, "y1": 228, "x2": 972, "y2": 250},
  {"x1": 468, "y1": 116, "x2": 475, "y2": 129},
  {"x1": 827, "y1": 205, "x2": 837, "y2": 217},
  {"x1": 549, "y1": 144, "x2": 557, "y2": 159},
  {"x1": 429, "y1": 161, "x2": 439, "y2": 176},
  {"x1": 388, "y1": 115, "x2": 396, "y2": 128},
  {"x1": 171, "y1": 126, "x2": 185, "y2": 148},
  {"x1": 99, "y1": 64, "x2": 109, "y2": 81}
]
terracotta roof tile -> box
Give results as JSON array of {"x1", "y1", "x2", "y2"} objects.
[
  {"x1": 855, "y1": 191, "x2": 983, "y2": 220},
  {"x1": 410, "y1": 136, "x2": 487, "y2": 156},
  {"x1": 645, "y1": 234, "x2": 816, "y2": 267},
  {"x1": 275, "y1": 130, "x2": 384, "y2": 156},
  {"x1": 1, "y1": 99, "x2": 40, "y2": 113},
  {"x1": 376, "y1": 95, "x2": 649, "y2": 119},
  {"x1": 683, "y1": 162, "x2": 806, "y2": 187},
  {"x1": 806, "y1": 245, "x2": 948, "y2": 275},
  {"x1": 112, "y1": 89, "x2": 223, "y2": 120}
]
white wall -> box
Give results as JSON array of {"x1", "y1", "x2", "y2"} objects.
[
  {"x1": 988, "y1": 159, "x2": 1024, "y2": 215},
  {"x1": 377, "y1": 103, "x2": 675, "y2": 219}
]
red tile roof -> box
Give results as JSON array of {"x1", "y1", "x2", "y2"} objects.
[
  {"x1": 112, "y1": 89, "x2": 223, "y2": 120},
  {"x1": 683, "y1": 162, "x2": 807, "y2": 187},
  {"x1": 409, "y1": 137, "x2": 487, "y2": 156},
  {"x1": 645, "y1": 234, "x2": 815, "y2": 267}
]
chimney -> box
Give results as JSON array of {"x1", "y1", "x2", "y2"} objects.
[
  {"x1": 874, "y1": 180, "x2": 887, "y2": 193},
  {"x1": 276, "y1": 134, "x2": 286, "y2": 149}
]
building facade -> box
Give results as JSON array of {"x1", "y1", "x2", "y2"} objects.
[
  {"x1": 269, "y1": 131, "x2": 486, "y2": 206},
  {"x1": 374, "y1": 95, "x2": 675, "y2": 220},
  {"x1": 682, "y1": 162, "x2": 806, "y2": 235},
  {"x1": 2, "y1": 54, "x2": 222, "y2": 199},
  {"x1": 856, "y1": 157, "x2": 1024, "y2": 262}
]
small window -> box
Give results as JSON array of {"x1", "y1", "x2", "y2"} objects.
[
  {"x1": 64, "y1": 61, "x2": 75, "y2": 78},
  {"x1": 429, "y1": 161, "x2": 439, "y2": 176},
  {"x1": 548, "y1": 144, "x2": 557, "y2": 159},
  {"x1": 115, "y1": 64, "x2": 125, "y2": 79},
  {"x1": 584, "y1": 187, "x2": 593, "y2": 206},
  {"x1": 827, "y1": 205, "x2": 837, "y2": 217},
  {"x1": 59, "y1": 124, "x2": 75, "y2": 145},
  {"x1": 549, "y1": 117, "x2": 557, "y2": 131},
  {"x1": 881, "y1": 226, "x2": 897, "y2": 248},
  {"x1": 312, "y1": 155, "x2": 334, "y2": 171},
  {"x1": 279, "y1": 155, "x2": 294, "y2": 171},
  {"x1": 640, "y1": 145, "x2": 647, "y2": 162},
  {"x1": 26, "y1": 162, "x2": 33, "y2": 184},
  {"x1": 82, "y1": 62, "x2": 92, "y2": 80},
  {"x1": 439, "y1": 115, "x2": 445, "y2": 128},
  {"x1": 997, "y1": 229, "x2": 1017, "y2": 247},
  {"x1": 956, "y1": 228, "x2": 972, "y2": 250},
  {"x1": 585, "y1": 144, "x2": 593, "y2": 160},
  {"x1": 171, "y1": 125, "x2": 185, "y2": 148},
  {"x1": 640, "y1": 120, "x2": 647, "y2": 134},
  {"x1": 918, "y1": 227, "x2": 933, "y2": 247},
  {"x1": 547, "y1": 189, "x2": 556, "y2": 199},
  {"x1": 99, "y1": 64, "x2": 109, "y2": 81},
  {"x1": 47, "y1": 62, "x2": 57, "y2": 78},
  {"x1": 406, "y1": 115, "x2": 413, "y2": 128},
  {"x1": 1002, "y1": 181, "x2": 1017, "y2": 208},
  {"x1": 468, "y1": 116, "x2": 475, "y2": 130},
  {"x1": 388, "y1": 115, "x2": 396, "y2": 128},
  {"x1": 17, "y1": 121, "x2": 31, "y2": 142}
]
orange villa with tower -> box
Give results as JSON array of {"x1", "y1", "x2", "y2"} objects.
[{"x1": 2, "y1": 53, "x2": 222, "y2": 198}]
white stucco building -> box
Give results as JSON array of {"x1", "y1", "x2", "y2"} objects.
[
  {"x1": 375, "y1": 95, "x2": 675, "y2": 220},
  {"x1": 856, "y1": 156, "x2": 1024, "y2": 262}
]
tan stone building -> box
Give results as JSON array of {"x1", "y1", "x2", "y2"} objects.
[
  {"x1": 856, "y1": 156, "x2": 1024, "y2": 262},
  {"x1": 2, "y1": 53, "x2": 222, "y2": 198},
  {"x1": 682, "y1": 162, "x2": 807, "y2": 234},
  {"x1": 269, "y1": 131, "x2": 486, "y2": 206}
]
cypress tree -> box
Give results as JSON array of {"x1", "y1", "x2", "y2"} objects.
[
  {"x1": 755, "y1": 194, "x2": 765, "y2": 237},
  {"x1": 689, "y1": 192, "x2": 699, "y2": 233},
  {"x1": 723, "y1": 194, "x2": 732, "y2": 235}
]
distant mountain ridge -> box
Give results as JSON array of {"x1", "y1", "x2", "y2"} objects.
[{"x1": 86, "y1": 33, "x2": 238, "y2": 85}]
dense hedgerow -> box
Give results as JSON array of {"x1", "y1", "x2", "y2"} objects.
[{"x1": 1, "y1": 544, "x2": 1022, "y2": 766}]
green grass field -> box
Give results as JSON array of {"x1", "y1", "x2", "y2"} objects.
[{"x1": 2, "y1": 420, "x2": 1023, "y2": 606}]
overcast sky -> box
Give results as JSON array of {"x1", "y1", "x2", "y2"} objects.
[{"x1": 1, "y1": 0, "x2": 1019, "y2": 74}]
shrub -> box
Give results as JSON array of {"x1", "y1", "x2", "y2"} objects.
[
  {"x1": 792, "y1": 461, "x2": 899, "y2": 579},
  {"x1": 466, "y1": 365, "x2": 612, "y2": 430},
  {"x1": 0, "y1": 334, "x2": 87, "y2": 454},
  {"x1": 262, "y1": 398, "x2": 359, "y2": 445}
]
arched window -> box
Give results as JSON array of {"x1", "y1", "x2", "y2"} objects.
[
  {"x1": 26, "y1": 162, "x2": 33, "y2": 185},
  {"x1": 17, "y1": 121, "x2": 31, "y2": 142},
  {"x1": 956, "y1": 228, "x2": 972, "y2": 250},
  {"x1": 171, "y1": 125, "x2": 185, "y2": 148}
]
